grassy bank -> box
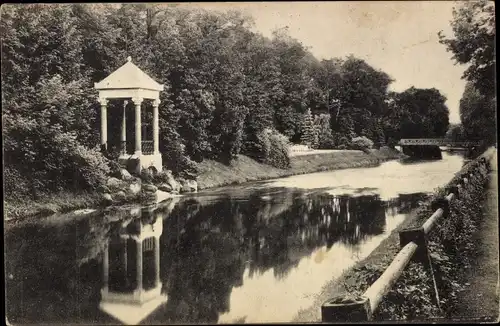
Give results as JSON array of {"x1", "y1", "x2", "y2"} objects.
[
  {"x1": 197, "y1": 147, "x2": 403, "y2": 190},
  {"x1": 294, "y1": 147, "x2": 495, "y2": 322},
  {"x1": 4, "y1": 191, "x2": 105, "y2": 222},
  {"x1": 4, "y1": 147, "x2": 402, "y2": 222}
]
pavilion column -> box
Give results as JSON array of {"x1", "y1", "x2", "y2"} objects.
[
  {"x1": 136, "y1": 239, "x2": 143, "y2": 292},
  {"x1": 121, "y1": 100, "x2": 128, "y2": 154},
  {"x1": 154, "y1": 236, "x2": 160, "y2": 287},
  {"x1": 103, "y1": 243, "x2": 109, "y2": 293},
  {"x1": 132, "y1": 97, "x2": 143, "y2": 156},
  {"x1": 153, "y1": 99, "x2": 160, "y2": 154},
  {"x1": 99, "y1": 98, "x2": 108, "y2": 152},
  {"x1": 121, "y1": 238, "x2": 128, "y2": 280}
]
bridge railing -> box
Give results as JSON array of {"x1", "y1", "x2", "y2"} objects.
[
  {"x1": 321, "y1": 151, "x2": 493, "y2": 322},
  {"x1": 398, "y1": 138, "x2": 481, "y2": 147}
]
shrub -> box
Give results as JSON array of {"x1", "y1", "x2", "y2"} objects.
[
  {"x1": 140, "y1": 168, "x2": 154, "y2": 184},
  {"x1": 256, "y1": 128, "x2": 291, "y2": 169},
  {"x1": 4, "y1": 119, "x2": 110, "y2": 198},
  {"x1": 314, "y1": 114, "x2": 336, "y2": 149},
  {"x1": 318, "y1": 129, "x2": 336, "y2": 149},
  {"x1": 4, "y1": 167, "x2": 32, "y2": 200},
  {"x1": 333, "y1": 134, "x2": 352, "y2": 148},
  {"x1": 153, "y1": 170, "x2": 173, "y2": 184},
  {"x1": 300, "y1": 108, "x2": 316, "y2": 148},
  {"x1": 351, "y1": 136, "x2": 374, "y2": 151},
  {"x1": 162, "y1": 140, "x2": 199, "y2": 180},
  {"x1": 70, "y1": 145, "x2": 111, "y2": 190},
  {"x1": 108, "y1": 159, "x2": 122, "y2": 179}
]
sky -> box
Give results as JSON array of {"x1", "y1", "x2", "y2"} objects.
[{"x1": 180, "y1": 1, "x2": 467, "y2": 124}]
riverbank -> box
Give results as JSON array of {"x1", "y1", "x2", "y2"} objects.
[
  {"x1": 450, "y1": 150, "x2": 498, "y2": 322},
  {"x1": 4, "y1": 147, "x2": 402, "y2": 222},
  {"x1": 4, "y1": 191, "x2": 105, "y2": 222},
  {"x1": 197, "y1": 147, "x2": 403, "y2": 190},
  {"x1": 293, "y1": 147, "x2": 496, "y2": 322}
]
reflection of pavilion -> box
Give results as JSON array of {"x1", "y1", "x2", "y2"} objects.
[{"x1": 99, "y1": 205, "x2": 167, "y2": 325}]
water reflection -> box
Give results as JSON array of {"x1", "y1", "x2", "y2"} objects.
[
  {"x1": 99, "y1": 205, "x2": 167, "y2": 325},
  {"x1": 5, "y1": 188, "x2": 428, "y2": 325},
  {"x1": 7, "y1": 142, "x2": 470, "y2": 325}
]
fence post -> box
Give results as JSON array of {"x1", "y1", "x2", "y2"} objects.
[
  {"x1": 445, "y1": 185, "x2": 459, "y2": 200},
  {"x1": 431, "y1": 197, "x2": 450, "y2": 218},
  {"x1": 399, "y1": 223, "x2": 444, "y2": 312},
  {"x1": 321, "y1": 295, "x2": 371, "y2": 322}
]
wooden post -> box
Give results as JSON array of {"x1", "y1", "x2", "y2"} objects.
[
  {"x1": 423, "y1": 245, "x2": 442, "y2": 312},
  {"x1": 322, "y1": 295, "x2": 371, "y2": 322},
  {"x1": 445, "y1": 185, "x2": 459, "y2": 200},
  {"x1": 431, "y1": 197, "x2": 450, "y2": 219},
  {"x1": 399, "y1": 227, "x2": 442, "y2": 311},
  {"x1": 364, "y1": 241, "x2": 419, "y2": 315}
]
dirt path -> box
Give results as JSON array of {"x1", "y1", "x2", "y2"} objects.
[{"x1": 451, "y1": 150, "x2": 499, "y2": 322}]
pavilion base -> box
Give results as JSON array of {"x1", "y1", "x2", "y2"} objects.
[
  {"x1": 99, "y1": 286, "x2": 166, "y2": 325},
  {"x1": 119, "y1": 153, "x2": 163, "y2": 174}
]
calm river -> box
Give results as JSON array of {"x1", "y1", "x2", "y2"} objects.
[{"x1": 5, "y1": 151, "x2": 467, "y2": 324}]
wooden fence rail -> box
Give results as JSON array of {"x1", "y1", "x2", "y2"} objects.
[{"x1": 322, "y1": 153, "x2": 492, "y2": 322}]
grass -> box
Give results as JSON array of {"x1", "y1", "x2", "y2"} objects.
[
  {"x1": 4, "y1": 191, "x2": 105, "y2": 222},
  {"x1": 197, "y1": 147, "x2": 403, "y2": 190}
]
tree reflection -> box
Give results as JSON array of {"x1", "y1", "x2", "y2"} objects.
[
  {"x1": 6, "y1": 188, "x2": 427, "y2": 325},
  {"x1": 150, "y1": 189, "x2": 398, "y2": 323},
  {"x1": 5, "y1": 217, "x2": 112, "y2": 324}
]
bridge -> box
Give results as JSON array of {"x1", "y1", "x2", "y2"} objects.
[
  {"x1": 397, "y1": 138, "x2": 482, "y2": 159},
  {"x1": 398, "y1": 138, "x2": 481, "y2": 147}
]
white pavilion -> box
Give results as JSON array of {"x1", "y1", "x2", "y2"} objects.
[
  {"x1": 99, "y1": 205, "x2": 167, "y2": 325},
  {"x1": 95, "y1": 57, "x2": 164, "y2": 173}
]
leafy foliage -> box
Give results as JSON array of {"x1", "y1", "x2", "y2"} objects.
[
  {"x1": 255, "y1": 128, "x2": 291, "y2": 169},
  {"x1": 314, "y1": 114, "x2": 336, "y2": 149},
  {"x1": 444, "y1": 123, "x2": 466, "y2": 143},
  {"x1": 300, "y1": 108, "x2": 316, "y2": 147},
  {"x1": 439, "y1": 1, "x2": 496, "y2": 146},
  {"x1": 1, "y1": 4, "x2": 461, "y2": 200},
  {"x1": 351, "y1": 136, "x2": 374, "y2": 152},
  {"x1": 382, "y1": 87, "x2": 450, "y2": 140},
  {"x1": 438, "y1": 0, "x2": 495, "y2": 98},
  {"x1": 459, "y1": 82, "x2": 496, "y2": 145}
]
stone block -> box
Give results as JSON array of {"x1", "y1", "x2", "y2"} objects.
[
  {"x1": 143, "y1": 184, "x2": 158, "y2": 193},
  {"x1": 158, "y1": 183, "x2": 173, "y2": 192},
  {"x1": 119, "y1": 168, "x2": 133, "y2": 181},
  {"x1": 129, "y1": 182, "x2": 141, "y2": 195}
]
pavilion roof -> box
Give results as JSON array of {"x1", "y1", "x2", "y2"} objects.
[{"x1": 94, "y1": 57, "x2": 164, "y2": 91}]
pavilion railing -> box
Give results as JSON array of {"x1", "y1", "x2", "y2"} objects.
[
  {"x1": 142, "y1": 140, "x2": 154, "y2": 155},
  {"x1": 120, "y1": 141, "x2": 127, "y2": 155}
]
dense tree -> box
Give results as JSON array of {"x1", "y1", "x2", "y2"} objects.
[
  {"x1": 382, "y1": 87, "x2": 450, "y2": 140},
  {"x1": 459, "y1": 82, "x2": 496, "y2": 144},
  {"x1": 313, "y1": 114, "x2": 335, "y2": 149},
  {"x1": 300, "y1": 108, "x2": 315, "y2": 147},
  {"x1": 1, "y1": 5, "x2": 109, "y2": 197},
  {"x1": 438, "y1": 0, "x2": 495, "y2": 98},
  {"x1": 2, "y1": 3, "x2": 458, "y2": 200},
  {"x1": 439, "y1": 0, "x2": 496, "y2": 144},
  {"x1": 444, "y1": 123, "x2": 466, "y2": 143}
]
